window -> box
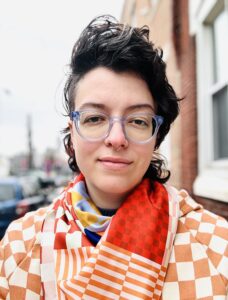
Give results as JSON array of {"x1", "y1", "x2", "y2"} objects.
[
  {"x1": 212, "y1": 10, "x2": 228, "y2": 84},
  {"x1": 0, "y1": 184, "x2": 15, "y2": 201},
  {"x1": 211, "y1": 10, "x2": 228, "y2": 160},
  {"x1": 213, "y1": 86, "x2": 228, "y2": 159},
  {"x1": 190, "y1": 0, "x2": 228, "y2": 202}
]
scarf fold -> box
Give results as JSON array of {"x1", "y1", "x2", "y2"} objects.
[
  {"x1": 71, "y1": 175, "x2": 112, "y2": 233},
  {"x1": 40, "y1": 174, "x2": 179, "y2": 299}
]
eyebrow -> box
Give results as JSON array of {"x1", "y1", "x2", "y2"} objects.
[
  {"x1": 125, "y1": 104, "x2": 155, "y2": 112},
  {"x1": 78, "y1": 102, "x2": 106, "y2": 110},
  {"x1": 78, "y1": 102, "x2": 155, "y2": 112}
]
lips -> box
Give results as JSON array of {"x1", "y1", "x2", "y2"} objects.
[
  {"x1": 98, "y1": 156, "x2": 132, "y2": 170},
  {"x1": 99, "y1": 157, "x2": 132, "y2": 164}
]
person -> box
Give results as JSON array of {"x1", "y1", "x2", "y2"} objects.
[{"x1": 0, "y1": 15, "x2": 227, "y2": 300}]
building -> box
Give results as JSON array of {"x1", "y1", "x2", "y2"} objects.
[
  {"x1": 0, "y1": 156, "x2": 10, "y2": 177},
  {"x1": 121, "y1": 0, "x2": 228, "y2": 218}
]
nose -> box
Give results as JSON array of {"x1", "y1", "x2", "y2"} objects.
[{"x1": 104, "y1": 120, "x2": 128, "y2": 150}]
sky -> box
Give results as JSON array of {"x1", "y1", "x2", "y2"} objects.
[{"x1": 0, "y1": 0, "x2": 124, "y2": 157}]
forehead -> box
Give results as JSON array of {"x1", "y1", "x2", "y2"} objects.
[{"x1": 74, "y1": 67, "x2": 155, "y2": 112}]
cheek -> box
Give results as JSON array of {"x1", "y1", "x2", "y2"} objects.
[
  {"x1": 136, "y1": 142, "x2": 155, "y2": 164},
  {"x1": 72, "y1": 137, "x2": 98, "y2": 167}
]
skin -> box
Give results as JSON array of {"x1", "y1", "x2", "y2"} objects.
[{"x1": 69, "y1": 67, "x2": 157, "y2": 209}]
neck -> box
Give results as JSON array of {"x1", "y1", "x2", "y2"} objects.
[{"x1": 85, "y1": 180, "x2": 128, "y2": 210}]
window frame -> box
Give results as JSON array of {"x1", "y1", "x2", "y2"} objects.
[{"x1": 189, "y1": 0, "x2": 228, "y2": 202}]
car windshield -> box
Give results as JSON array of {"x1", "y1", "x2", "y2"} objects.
[{"x1": 0, "y1": 184, "x2": 15, "y2": 201}]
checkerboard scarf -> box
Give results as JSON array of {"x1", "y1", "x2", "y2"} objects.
[{"x1": 40, "y1": 173, "x2": 179, "y2": 299}]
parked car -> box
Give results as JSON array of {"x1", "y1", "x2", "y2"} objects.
[
  {"x1": 19, "y1": 170, "x2": 55, "y2": 193},
  {"x1": 0, "y1": 177, "x2": 48, "y2": 239}
]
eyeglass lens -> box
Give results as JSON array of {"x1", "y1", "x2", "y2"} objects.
[{"x1": 75, "y1": 111, "x2": 159, "y2": 142}]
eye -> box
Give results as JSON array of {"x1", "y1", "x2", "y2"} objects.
[
  {"x1": 133, "y1": 119, "x2": 148, "y2": 126},
  {"x1": 85, "y1": 116, "x2": 103, "y2": 123},
  {"x1": 81, "y1": 113, "x2": 107, "y2": 125},
  {"x1": 128, "y1": 117, "x2": 150, "y2": 128}
]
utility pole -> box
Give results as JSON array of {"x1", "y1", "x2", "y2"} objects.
[{"x1": 27, "y1": 114, "x2": 34, "y2": 169}]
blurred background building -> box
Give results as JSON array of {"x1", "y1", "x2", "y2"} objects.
[{"x1": 121, "y1": 0, "x2": 228, "y2": 218}]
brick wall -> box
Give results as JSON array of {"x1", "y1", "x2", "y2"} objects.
[{"x1": 173, "y1": 0, "x2": 198, "y2": 194}]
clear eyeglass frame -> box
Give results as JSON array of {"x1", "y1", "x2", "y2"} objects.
[{"x1": 70, "y1": 110, "x2": 164, "y2": 144}]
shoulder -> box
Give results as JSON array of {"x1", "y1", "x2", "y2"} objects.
[
  {"x1": 166, "y1": 185, "x2": 227, "y2": 233},
  {"x1": 1, "y1": 205, "x2": 50, "y2": 242},
  {"x1": 0, "y1": 205, "x2": 52, "y2": 265},
  {"x1": 176, "y1": 188, "x2": 227, "y2": 243}
]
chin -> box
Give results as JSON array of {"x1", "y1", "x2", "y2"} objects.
[{"x1": 97, "y1": 174, "x2": 141, "y2": 195}]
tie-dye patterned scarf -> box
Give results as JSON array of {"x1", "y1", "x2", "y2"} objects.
[{"x1": 40, "y1": 173, "x2": 179, "y2": 299}]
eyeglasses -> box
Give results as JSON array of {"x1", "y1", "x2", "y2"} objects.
[{"x1": 71, "y1": 110, "x2": 163, "y2": 144}]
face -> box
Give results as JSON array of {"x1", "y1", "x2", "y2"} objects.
[{"x1": 69, "y1": 67, "x2": 156, "y2": 207}]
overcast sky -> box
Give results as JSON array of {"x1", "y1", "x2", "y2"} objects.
[{"x1": 0, "y1": 0, "x2": 124, "y2": 157}]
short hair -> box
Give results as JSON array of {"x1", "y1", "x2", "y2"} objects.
[{"x1": 63, "y1": 15, "x2": 180, "y2": 183}]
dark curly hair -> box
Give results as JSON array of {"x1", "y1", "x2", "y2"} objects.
[{"x1": 63, "y1": 15, "x2": 180, "y2": 183}]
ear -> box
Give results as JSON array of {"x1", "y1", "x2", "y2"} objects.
[
  {"x1": 68, "y1": 119, "x2": 73, "y2": 135},
  {"x1": 68, "y1": 119, "x2": 76, "y2": 155},
  {"x1": 68, "y1": 119, "x2": 75, "y2": 148}
]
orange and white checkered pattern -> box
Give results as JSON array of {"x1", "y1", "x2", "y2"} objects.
[
  {"x1": 0, "y1": 207, "x2": 48, "y2": 299},
  {"x1": 163, "y1": 190, "x2": 228, "y2": 299},
  {"x1": 1, "y1": 188, "x2": 227, "y2": 299}
]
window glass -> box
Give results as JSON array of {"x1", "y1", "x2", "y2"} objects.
[
  {"x1": 213, "y1": 86, "x2": 228, "y2": 159},
  {"x1": 0, "y1": 184, "x2": 15, "y2": 201},
  {"x1": 212, "y1": 9, "x2": 228, "y2": 160},
  {"x1": 212, "y1": 10, "x2": 228, "y2": 83}
]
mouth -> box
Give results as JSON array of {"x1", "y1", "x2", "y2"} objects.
[{"x1": 98, "y1": 156, "x2": 132, "y2": 170}]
